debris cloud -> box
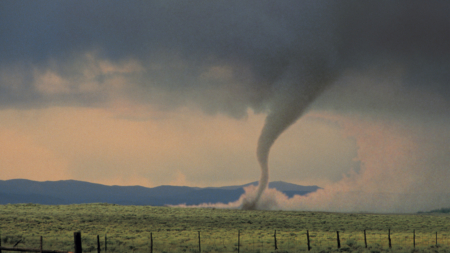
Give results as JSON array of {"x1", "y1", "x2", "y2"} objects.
[{"x1": 179, "y1": 112, "x2": 450, "y2": 213}]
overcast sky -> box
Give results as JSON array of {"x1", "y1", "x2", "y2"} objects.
[{"x1": 1, "y1": 1, "x2": 449, "y2": 212}]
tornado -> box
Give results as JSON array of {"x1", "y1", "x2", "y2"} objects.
[{"x1": 242, "y1": 61, "x2": 337, "y2": 210}]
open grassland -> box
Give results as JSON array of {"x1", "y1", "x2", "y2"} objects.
[{"x1": 1, "y1": 204, "x2": 450, "y2": 252}]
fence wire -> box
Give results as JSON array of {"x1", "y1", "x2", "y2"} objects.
[{"x1": 2, "y1": 230, "x2": 450, "y2": 252}]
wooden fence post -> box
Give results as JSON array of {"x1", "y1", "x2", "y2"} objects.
[
  {"x1": 198, "y1": 231, "x2": 201, "y2": 253},
  {"x1": 413, "y1": 230, "x2": 415, "y2": 248},
  {"x1": 74, "y1": 231, "x2": 82, "y2": 253},
  {"x1": 105, "y1": 234, "x2": 107, "y2": 253},
  {"x1": 336, "y1": 231, "x2": 340, "y2": 249},
  {"x1": 238, "y1": 230, "x2": 240, "y2": 253},
  {"x1": 306, "y1": 230, "x2": 311, "y2": 251},
  {"x1": 436, "y1": 232, "x2": 438, "y2": 246},
  {"x1": 274, "y1": 230, "x2": 278, "y2": 250},
  {"x1": 97, "y1": 235, "x2": 100, "y2": 253},
  {"x1": 150, "y1": 232, "x2": 153, "y2": 253},
  {"x1": 40, "y1": 236, "x2": 43, "y2": 253},
  {"x1": 364, "y1": 229, "x2": 367, "y2": 248},
  {"x1": 0, "y1": 232, "x2": 2, "y2": 253},
  {"x1": 388, "y1": 229, "x2": 391, "y2": 249}
]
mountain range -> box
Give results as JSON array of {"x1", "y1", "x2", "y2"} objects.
[{"x1": 0, "y1": 179, "x2": 321, "y2": 206}]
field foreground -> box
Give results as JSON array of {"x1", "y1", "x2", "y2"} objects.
[{"x1": 1, "y1": 204, "x2": 450, "y2": 252}]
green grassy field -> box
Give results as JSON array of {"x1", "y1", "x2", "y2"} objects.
[{"x1": 1, "y1": 203, "x2": 450, "y2": 252}]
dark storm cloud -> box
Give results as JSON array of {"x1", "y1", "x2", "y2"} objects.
[
  {"x1": 330, "y1": 1, "x2": 450, "y2": 117},
  {"x1": 1, "y1": 1, "x2": 329, "y2": 66},
  {"x1": 1, "y1": 0, "x2": 449, "y2": 115},
  {"x1": 0, "y1": 1, "x2": 328, "y2": 114}
]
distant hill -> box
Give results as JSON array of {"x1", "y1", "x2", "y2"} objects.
[
  {"x1": 215, "y1": 181, "x2": 320, "y2": 191},
  {"x1": 418, "y1": 208, "x2": 450, "y2": 214},
  {"x1": 0, "y1": 179, "x2": 321, "y2": 206}
]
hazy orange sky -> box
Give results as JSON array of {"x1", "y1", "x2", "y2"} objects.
[
  {"x1": 1, "y1": 1, "x2": 450, "y2": 212},
  {"x1": 0, "y1": 105, "x2": 358, "y2": 188}
]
